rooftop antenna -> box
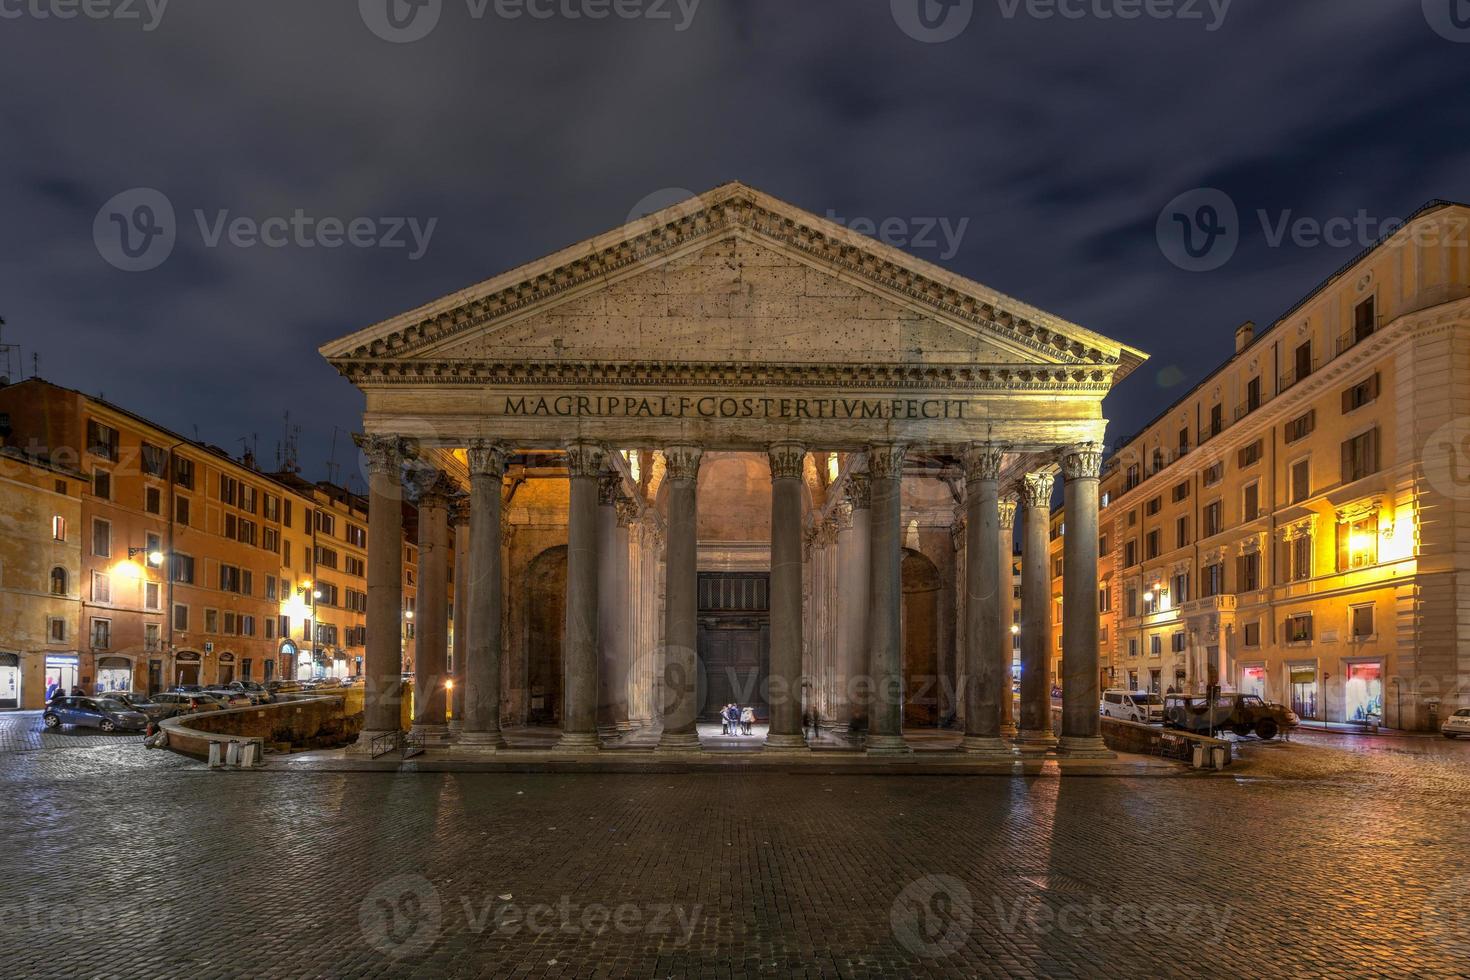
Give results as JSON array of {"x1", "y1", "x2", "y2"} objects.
[
  {"x1": 281, "y1": 411, "x2": 301, "y2": 474},
  {"x1": 0, "y1": 316, "x2": 18, "y2": 384},
  {"x1": 327, "y1": 426, "x2": 345, "y2": 484}
]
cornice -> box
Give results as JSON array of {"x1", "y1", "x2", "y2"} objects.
[{"x1": 322, "y1": 185, "x2": 1141, "y2": 379}]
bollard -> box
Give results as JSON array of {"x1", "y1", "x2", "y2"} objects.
[
  {"x1": 225, "y1": 741, "x2": 241, "y2": 767},
  {"x1": 1191, "y1": 744, "x2": 1204, "y2": 769},
  {"x1": 1211, "y1": 745, "x2": 1227, "y2": 770},
  {"x1": 240, "y1": 742, "x2": 259, "y2": 768},
  {"x1": 207, "y1": 742, "x2": 222, "y2": 769}
]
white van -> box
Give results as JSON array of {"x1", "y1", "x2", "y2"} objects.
[{"x1": 1101, "y1": 689, "x2": 1165, "y2": 724}]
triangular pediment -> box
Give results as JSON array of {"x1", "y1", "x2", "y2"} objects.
[{"x1": 321, "y1": 182, "x2": 1145, "y2": 386}]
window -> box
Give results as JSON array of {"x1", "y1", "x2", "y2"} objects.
[
  {"x1": 144, "y1": 485, "x2": 162, "y2": 515},
  {"x1": 1145, "y1": 529, "x2": 1160, "y2": 560},
  {"x1": 1171, "y1": 632, "x2": 1186, "y2": 653},
  {"x1": 1246, "y1": 376, "x2": 1262, "y2": 412},
  {"x1": 52, "y1": 515, "x2": 66, "y2": 541},
  {"x1": 347, "y1": 524, "x2": 367, "y2": 547},
  {"x1": 92, "y1": 468, "x2": 111, "y2": 500},
  {"x1": 144, "y1": 623, "x2": 161, "y2": 651},
  {"x1": 266, "y1": 576, "x2": 278, "y2": 601},
  {"x1": 173, "y1": 455, "x2": 195, "y2": 489},
  {"x1": 204, "y1": 609, "x2": 219, "y2": 633},
  {"x1": 1291, "y1": 341, "x2": 1313, "y2": 387},
  {"x1": 241, "y1": 570, "x2": 253, "y2": 597},
  {"x1": 89, "y1": 618, "x2": 111, "y2": 650},
  {"x1": 1203, "y1": 501, "x2": 1222, "y2": 537},
  {"x1": 219, "y1": 474, "x2": 237, "y2": 506},
  {"x1": 1290, "y1": 459, "x2": 1311, "y2": 504},
  {"x1": 1125, "y1": 585, "x2": 1138, "y2": 618},
  {"x1": 219, "y1": 565, "x2": 242, "y2": 594},
  {"x1": 1243, "y1": 621, "x2": 1261, "y2": 647},
  {"x1": 145, "y1": 532, "x2": 162, "y2": 568},
  {"x1": 91, "y1": 518, "x2": 111, "y2": 558},
  {"x1": 405, "y1": 545, "x2": 416, "y2": 565},
  {"x1": 237, "y1": 518, "x2": 257, "y2": 547},
  {"x1": 225, "y1": 513, "x2": 237, "y2": 540},
  {"x1": 1172, "y1": 481, "x2": 1190, "y2": 503},
  {"x1": 1202, "y1": 562, "x2": 1224, "y2": 598},
  {"x1": 1098, "y1": 585, "x2": 1111, "y2": 613},
  {"x1": 1171, "y1": 571, "x2": 1190, "y2": 604},
  {"x1": 1209, "y1": 404, "x2": 1223, "y2": 437},
  {"x1": 1351, "y1": 604, "x2": 1375, "y2": 639},
  {"x1": 1178, "y1": 428, "x2": 1190, "y2": 456},
  {"x1": 173, "y1": 603, "x2": 189, "y2": 631},
  {"x1": 283, "y1": 499, "x2": 293, "y2": 528},
  {"x1": 1203, "y1": 462, "x2": 1223, "y2": 487},
  {"x1": 283, "y1": 540, "x2": 292, "y2": 568},
  {"x1": 1286, "y1": 614, "x2": 1313, "y2": 644},
  {"x1": 1243, "y1": 482, "x2": 1260, "y2": 522},
  {"x1": 1051, "y1": 556, "x2": 1063, "y2": 579},
  {"x1": 239, "y1": 485, "x2": 257, "y2": 515},
  {"x1": 1145, "y1": 496, "x2": 1162, "y2": 516},
  {"x1": 1290, "y1": 535, "x2": 1313, "y2": 582},
  {"x1": 1353, "y1": 296, "x2": 1376, "y2": 344},
  {"x1": 140, "y1": 442, "x2": 167, "y2": 477},
  {"x1": 1128, "y1": 640, "x2": 1138, "y2": 660},
  {"x1": 1342, "y1": 373, "x2": 1380, "y2": 413},
  {"x1": 264, "y1": 494, "x2": 280, "y2": 522},
  {"x1": 1342, "y1": 429, "x2": 1379, "y2": 483},
  {"x1": 1285, "y1": 410, "x2": 1316, "y2": 444},
  {"x1": 223, "y1": 611, "x2": 237, "y2": 636},
  {"x1": 1151, "y1": 448, "x2": 1164, "y2": 473},
  {"x1": 240, "y1": 615, "x2": 256, "y2": 637},
  {"x1": 145, "y1": 581, "x2": 161, "y2": 610},
  {"x1": 1125, "y1": 463, "x2": 1141, "y2": 490},
  {"x1": 345, "y1": 555, "x2": 366, "y2": 577},
  {"x1": 265, "y1": 618, "x2": 276, "y2": 640},
  {"x1": 1150, "y1": 634, "x2": 1162, "y2": 656},
  {"x1": 1338, "y1": 513, "x2": 1379, "y2": 570},
  {"x1": 316, "y1": 511, "x2": 336, "y2": 536},
  {"x1": 1237, "y1": 552, "x2": 1260, "y2": 592},
  {"x1": 86, "y1": 420, "x2": 119, "y2": 460},
  {"x1": 318, "y1": 582, "x2": 340, "y2": 607},
  {"x1": 175, "y1": 495, "x2": 191, "y2": 527},
  {"x1": 278, "y1": 615, "x2": 290, "y2": 639},
  {"x1": 1238, "y1": 440, "x2": 1263, "y2": 468},
  {"x1": 170, "y1": 553, "x2": 195, "y2": 585},
  {"x1": 49, "y1": 618, "x2": 66, "y2": 643},
  {"x1": 50, "y1": 566, "x2": 68, "y2": 595},
  {"x1": 1124, "y1": 540, "x2": 1137, "y2": 567},
  {"x1": 1176, "y1": 516, "x2": 1190, "y2": 549},
  {"x1": 1127, "y1": 510, "x2": 1137, "y2": 528},
  {"x1": 316, "y1": 546, "x2": 338, "y2": 570}
]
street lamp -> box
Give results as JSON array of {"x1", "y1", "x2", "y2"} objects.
[
  {"x1": 128, "y1": 546, "x2": 165, "y2": 565},
  {"x1": 296, "y1": 580, "x2": 322, "y2": 600}
]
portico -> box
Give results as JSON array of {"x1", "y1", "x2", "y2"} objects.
[{"x1": 323, "y1": 182, "x2": 1145, "y2": 758}]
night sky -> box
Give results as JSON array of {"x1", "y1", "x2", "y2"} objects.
[{"x1": 4, "y1": 0, "x2": 1468, "y2": 491}]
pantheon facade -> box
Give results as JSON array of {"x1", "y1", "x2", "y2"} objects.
[{"x1": 321, "y1": 182, "x2": 1147, "y2": 757}]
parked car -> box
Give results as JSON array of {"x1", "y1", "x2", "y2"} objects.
[
  {"x1": 225, "y1": 681, "x2": 272, "y2": 704},
  {"x1": 266, "y1": 680, "x2": 303, "y2": 694},
  {"x1": 42, "y1": 696, "x2": 149, "y2": 733},
  {"x1": 202, "y1": 688, "x2": 253, "y2": 708},
  {"x1": 1164, "y1": 692, "x2": 1299, "y2": 740},
  {"x1": 1101, "y1": 689, "x2": 1165, "y2": 725},
  {"x1": 1443, "y1": 707, "x2": 1470, "y2": 739},
  {"x1": 170, "y1": 684, "x2": 205, "y2": 694},
  {"x1": 149, "y1": 692, "x2": 224, "y2": 716},
  {"x1": 100, "y1": 692, "x2": 174, "y2": 722}
]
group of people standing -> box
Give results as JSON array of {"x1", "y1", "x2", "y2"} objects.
[{"x1": 720, "y1": 703, "x2": 755, "y2": 736}]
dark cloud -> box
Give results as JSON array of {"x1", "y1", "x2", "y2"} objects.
[{"x1": 1, "y1": 0, "x2": 1467, "y2": 481}]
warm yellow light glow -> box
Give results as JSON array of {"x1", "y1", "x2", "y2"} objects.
[
  {"x1": 445, "y1": 679, "x2": 454, "y2": 690},
  {"x1": 827, "y1": 453, "x2": 840, "y2": 484},
  {"x1": 147, "y1": 550, "x2": 164, "y2": 565},
  {"x1": 405, "y1": 610, "x2": 414, "y2": 620},
  {"x1": 626, "y1": 450, "x2": 640, "y2": 484},
  {"x1": 1010, "y1": 624, "x2": 1021, "y2": 635}
]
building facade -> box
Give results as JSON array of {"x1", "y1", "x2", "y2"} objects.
[
  {"x1": 1080, "y1": 201, "x2": 1470, "y2": 730},
  {"x1": 320, "y1": 182, "x2": 1147, "y2": 755}
]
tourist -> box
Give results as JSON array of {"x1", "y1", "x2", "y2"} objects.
[
  {"x1": 725, "y1": 703, "x2": 741, "y2": 736},
  {"x1": 741, "y1": 705, "x2": 754, "y2": 736}
]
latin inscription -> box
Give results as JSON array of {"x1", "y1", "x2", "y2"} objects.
[{"x1": 502, "y1": 395, "x2": 971, "y2": 421}]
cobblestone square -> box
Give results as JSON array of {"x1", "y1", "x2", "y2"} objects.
[{"x1": 1, "y1": 712, "x2": 1467, "y2": 978}]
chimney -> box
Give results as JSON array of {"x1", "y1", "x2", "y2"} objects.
[{"x1": 1234, "y1": 320, "x2": 1255, "y2": 355}]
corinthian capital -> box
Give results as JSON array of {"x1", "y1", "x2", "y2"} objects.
[
  {"x1": 1018, "y1": 472, "x2": 1055, "y2": 509},
  {"x1": 465, "y1": 440, "x2": 508, "y2": 478},
  {"x1": 962, "y1": 443, "x2": 1006, "y2": 485},
  {"x1": 662, "y1": 445, "x2": 702, "y2": 483},
  {"x1": 449, "y1": 496, "x2": 471, "y2": 528},
  {"x1": 565, "y1": 440, "x2": 607, "y2": 478},
  {"x1": 845, "y1": 472, "x2": 871, "y2": 510},
  {"x1": 1060, "y1": 442, "x2": 1104, "y2": 481},
  {"x1": 354, "y1": 433, "x2": 406, "y2": 476},
  {"x1": 866, "y1": 444, "x2": 907, "y2": 480},
  {"x1": 768, "y1": 442, "x2": 806, "y2": 480},
  {"x1": 598, "y1": 472, "x2": 624, "y2": 506},
  {"x1": 997, "y1": 494, "x2": 1018, "y2": 530},
  {"x1": 615, "y1": 496, "x2": 640, "y2": 527},
  {"x1": 417, "y1": 470, "x2": 458, "y2": 507}
]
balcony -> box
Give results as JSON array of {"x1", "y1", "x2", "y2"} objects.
[
  {"x1": 1337, "y1": 324, "x2": 1375, "y2": 356},
  {"x1": 1279, "y1": 357, "x2": 1320, "y2": 392}
]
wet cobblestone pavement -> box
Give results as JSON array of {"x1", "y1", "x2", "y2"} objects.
[{"x1": 1, "y1": 714, "x2": 1468, "y2": 978}]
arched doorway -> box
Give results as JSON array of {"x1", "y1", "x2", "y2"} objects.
[
  {"x1": 218, "y1": 652, "x2": 236, "y2": 686},
  {"x1": 526, "y1": 545, "x2": 567, "y2": 726},
  {"x1": 174, "y1": 651, "x2": 202, "y2": 687},
  {"x1": 901, "y1": 549, "x2": 941, "y2": 728}
]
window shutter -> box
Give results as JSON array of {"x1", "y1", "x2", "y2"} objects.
[
  {"x1": 1368, "y1": 428, "x2": 1379, "y2": 475},
  {"x1": 1341, "y1": 438, "x2": 1352, "y2": 484},
  {"x1": 1341, "y1": 387, "x2": 1353, "y2": 414},
  {"x1": 1337, "y1": 522, "x2": 1350, "y2": 573},
  {"x1": 1369, "y1": 372, "x2": 1380, "y2": 400}
]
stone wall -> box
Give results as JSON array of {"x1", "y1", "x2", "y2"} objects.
[{"x1": 161, "y1": 694, "x2": 362, "y2": 759}]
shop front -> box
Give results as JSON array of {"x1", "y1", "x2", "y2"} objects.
[
  {"x1": 218, "y1": 652, "x2": 236, "y2": 686},
  {"x1": 1288, "y1": 662, "x2": 1320, "y2": 720},
  {"x1": 1343, "y1": 660, "x2": 1384, "y2": 724},
  {"x1": 0, "y1": 653, "x2": 20, "y2": 710},
  {"x1": 45, "y1": 653, "x2": 80, "y2": 700},
  {"x1": 95, "y1": 656, "x2": 133, "y2": 695},
  {"x1": 1240, "y1": 663, "x2": 1267, "y2": 700},
  {"x1": 173, "y1": 651, "x2": 202, "y2": 687}
]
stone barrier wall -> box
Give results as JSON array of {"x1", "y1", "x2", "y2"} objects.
[
  {"x1": 1049, "y1": 705, "x2": 1232, "y2": 767},
  {"x1": 160, "y1": 695, "x2": 363, "y2": 760}
]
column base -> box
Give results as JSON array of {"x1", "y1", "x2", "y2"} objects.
[
  {"x1": 615, "y1": 720, "x2": 637, "y2": 733},
  {"x1": 448, "y1": 720, "x2": 464, "y2": 735},
  {"x1": 1015, "y1": 729, "x2": 1058, "y2": 753},
  {"x1": 654, "y1": 731, "x2": 702, "y2": 753},
  {"x1": 864, "y1": 734, "x2": 913, "y2": 756},
  {"x1": 961, "y1": 736, "x2": 1017, "y2": 757},
  {"x1": 457, "y1": 730, "x2": 508, "y2": 751},
  {"x1": 348, "y1": 729, "x2": 401, "y2": 756},
  {"x1": 410, "y1": 724, "x2": 452, "y2": 747},
  {"x1": 763, "y1": 732, "x2": 809, "y2": 752},
  {"x1": 1057, "y1": 735, "x2": 1115, "y2": 759},
  {"x1": 552, "y1": 732, "x2": 601, "y2": 753}
]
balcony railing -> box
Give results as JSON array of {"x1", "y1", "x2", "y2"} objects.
[
  {"x1": 1337, "y1": 324, "x2": 1375, "y2": 356},
  {"x1": 1279, "y1": 357, "x2": 1320, "y2": 392}
]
